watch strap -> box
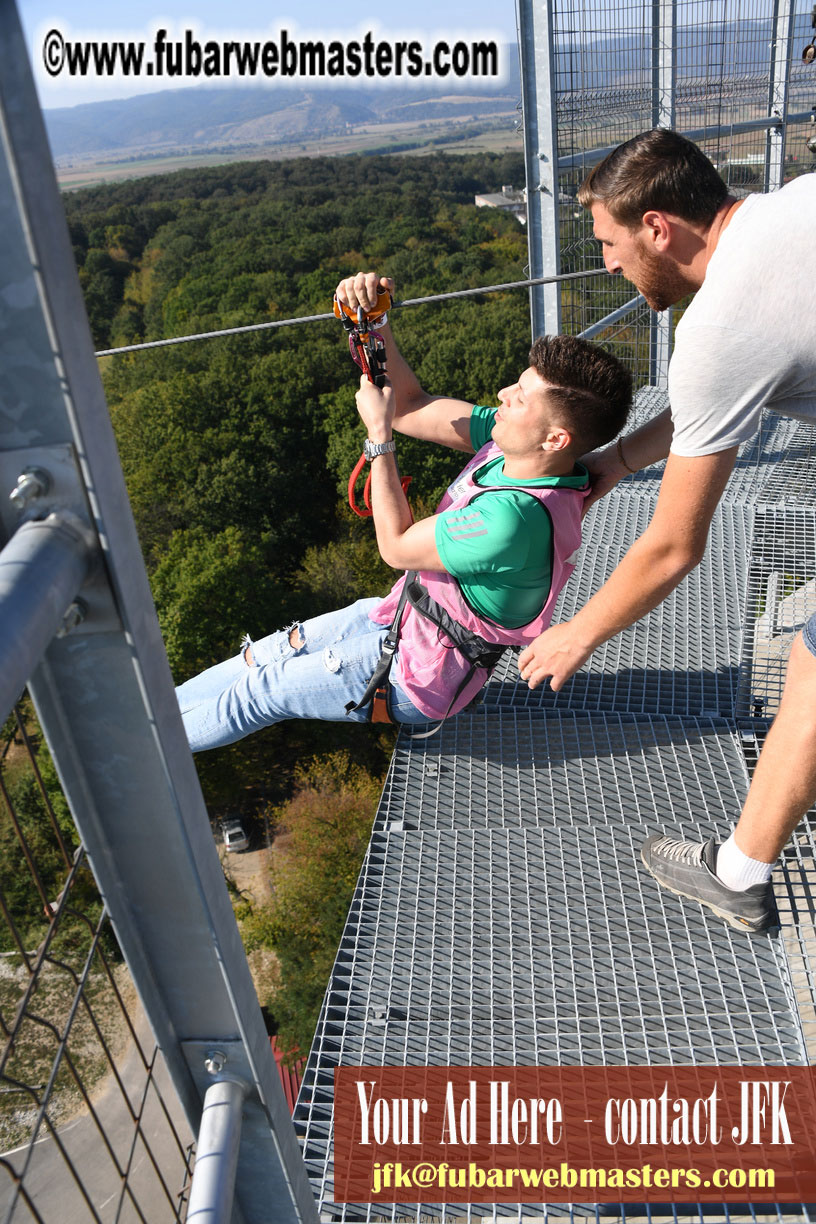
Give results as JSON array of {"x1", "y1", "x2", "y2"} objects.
[{"x1": 364, "y1": 438, "x2": 396, "y2": 462}]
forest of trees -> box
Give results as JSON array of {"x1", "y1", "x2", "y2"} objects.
[
  {"x1": 51, "y1": 151, "x2": 541, "y2": 1046},
  {"x1": 67, "y1": 153, "x2": 536, "y2": 790}
]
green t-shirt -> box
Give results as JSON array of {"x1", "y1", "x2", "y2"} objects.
[{"x1": 433, "y1": 404, "x2": 588, "y2": 629}]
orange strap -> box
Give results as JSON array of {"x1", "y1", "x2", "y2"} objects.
[{"x1": 370, "y1": 687, "x2": 394, "y2": 724}]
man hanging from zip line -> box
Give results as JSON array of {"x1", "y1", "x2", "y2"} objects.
[
  {"x1": 176, "y1": 270, "x2": 631, "y2": 750},
  {"x1": 517, "y1": 128, "x2": 816, "y2": 935}
]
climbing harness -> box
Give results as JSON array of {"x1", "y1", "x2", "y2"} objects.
[
  {"x1": 345, "y1": 571, "x2": 506, "y2": 730},
  {"x1": 333, "y1": 286, "x2": 413, "y2": 517},
  {"x1": 345, "y1": 571, "x2": 412, "y2": 725}
]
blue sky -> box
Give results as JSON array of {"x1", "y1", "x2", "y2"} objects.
[{"x1": 19, "y1": 0, "x2": 519, "y2": 110}]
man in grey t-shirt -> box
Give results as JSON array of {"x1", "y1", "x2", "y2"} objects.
[
  {"x1": 518, "y1": 128, "x2": 816, "y2": 934},
  {"x1": 669, "y1": 173, "x2": 816, "y2": 455}
]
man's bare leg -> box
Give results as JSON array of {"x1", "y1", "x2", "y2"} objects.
[
  {"x1": 639, "y1": 632, "x2": 816, "y2": 932},
  {"x1": 730, "y1": 632, "x2": 816, "y2": 863}
]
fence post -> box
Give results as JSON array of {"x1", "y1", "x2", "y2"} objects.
[
  {"x1": 517, "y1": 0, "x2": 562, "y2": 339},
  {"x1": 0, "y1": 6, "x2": 318, "y2": 1221}
]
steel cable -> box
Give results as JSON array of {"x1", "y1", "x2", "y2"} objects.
[{"x1": 94, "y1": 268, "x2": 606, "y2": 357}]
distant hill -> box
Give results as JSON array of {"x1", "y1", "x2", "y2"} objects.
[
  {"x1": 44, "y1": 16, "x2": 813, "y2": 169},
  {"x1": 43, "y1": 61, "x2": 522, "y2": 163}
]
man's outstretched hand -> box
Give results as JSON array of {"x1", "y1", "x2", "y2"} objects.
[{"x1": 517, "y1": 621, "x2": 594, "y2": 692}]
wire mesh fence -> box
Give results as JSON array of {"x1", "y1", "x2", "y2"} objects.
[
  {"x1": 0, "y1": 705, "x2": 194, "y2": 1224},
  {"x1": 549, "y1": 0, "x2": 816, "y2": 383},
  {"x1": 738, "y1": 508, "x2": 816, "y2": 717}
]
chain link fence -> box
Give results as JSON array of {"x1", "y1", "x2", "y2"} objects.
[
  {"x1": 0, "y1": 705, "x2": 194, "y2": 1224},
  {"x1": 549, "y1": 0, "x2": 815, "y2": 382}
]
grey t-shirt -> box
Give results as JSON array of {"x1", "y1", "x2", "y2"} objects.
[{"x1": 668, "y1": 174, "x2": 816, "y2": 457}]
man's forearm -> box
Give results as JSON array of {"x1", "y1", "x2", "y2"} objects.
[
  {"x1": 570, "y1": 529, "x2": 697, "y2": 651},
  {"x1": 519, "y1": 526, "x2": 700, "y2": 692},
  {"x1": 519, "y1": 447, "x2": 737, "y2": 692},
  {"x1": 573, "y1": 445, "x2": 736, "y2": 650},
  {"x1": 377, "y1": 322, "x2": 429, "y2": 419},
  {"x1": 612, "y1": 406, "x2": 674, "y2": 472},
  {"x1": 367, "y1": 434, "x2": 413, "y2": 565}
]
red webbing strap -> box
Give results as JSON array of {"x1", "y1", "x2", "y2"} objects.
[
  {"x1": 348, "y1": 453, "x2": 370, "y2": 517},
  {"x1": 348, "y1": 456, "x2": 413, "y2": 519}
]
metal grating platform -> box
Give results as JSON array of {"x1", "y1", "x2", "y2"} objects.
[
  {"x1": 299, "y1": 1200, "x2": 816, "y2": 1224},
  {"x1": 323, "y1": 826, "x2": 801, "y2": 1046},
  {"x1": 614, "y1": 388, "x2": 816, "y2": 509},
  {"x1": 295, "y1": 821, "x2": 806, "y2": 1221},
  {"x1": 294, "y1": 709, "x2": 816, "y2": 1222},
  {"x1": 381, "y1": 710, "x2": 745, "y2": 834},
  {"x1": 296, "y1": 377, "x2": 816, "y2": 1222},
  {"x1": 485, "y1": 498, "x2": 751, "y2": 718}
]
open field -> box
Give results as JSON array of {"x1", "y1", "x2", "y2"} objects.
[{"x1": 55, "y1": 111, "x2": 521, "y2": 189}]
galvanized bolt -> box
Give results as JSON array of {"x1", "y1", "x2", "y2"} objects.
[
  {"x1": 9, "y1": 467, "x2": 50, "y2": 511},
  {"x1": 204, "y1": 1050, "x2": 227, "y2": 1076},
  {"x1": 56, "y1": 600, "x2": 87, "y2": 639}
]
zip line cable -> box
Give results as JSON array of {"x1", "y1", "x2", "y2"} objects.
[{"x1": 93, "y1": 268, "x2": 606, "y2": 357}]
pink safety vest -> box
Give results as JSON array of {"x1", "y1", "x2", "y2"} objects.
[{"x1": 369, "y1": 440, "x2": 589, "y2": 720}]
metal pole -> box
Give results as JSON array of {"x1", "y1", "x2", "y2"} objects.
[
  {"x1": 765, "y1": 0, "x2": 794, "y2": 192},
  {"x1": 0, "y1": 513, "x2": 93, "y2": 725},
  {"x1": 578, "y1": 294, "x2": 647, "y2": 341},
  {"x1": 516, "y1": 0, "x2": 562, "y2": 339},
  {"x1": 650, "y1": 0, "x2": 676, "y2": 387},
  {"x1": 188, "y1": 1076, "x2": 251, "y2": 1224},
  {"x1": 652, "y1": 0, "x2": 676, "y2": 129},
  {"x1": 0, "y1": 6, "x2": 318, "y2": 1221}
]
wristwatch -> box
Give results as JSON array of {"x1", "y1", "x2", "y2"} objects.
[{"x1": 364, "y1": 438, "x2": 396, "y2": 462}]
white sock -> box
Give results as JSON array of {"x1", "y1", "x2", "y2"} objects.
[{"x1": 715, "y1": 832, "x2": 774, "y2": 891}]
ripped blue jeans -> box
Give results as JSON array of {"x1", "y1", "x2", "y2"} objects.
[{"x1": 176, "y1": 597, "x2": 431, "y2": 752}]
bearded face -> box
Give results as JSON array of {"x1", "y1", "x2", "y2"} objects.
[
  {"x1": 628, "y1": 242, "x2": 695, "y2": 312},
  {"x1": 591, "y1": 202, "x2": 696, "y2": 311}
]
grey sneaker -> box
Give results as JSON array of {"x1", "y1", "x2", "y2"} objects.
[{"x1": 640, "y1": 835, "x2": 778, "y2": 933}]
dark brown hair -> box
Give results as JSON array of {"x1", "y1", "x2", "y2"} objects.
[
  {"x1": 529, "y1": 334, "x2": 632, "y2": 454},
  {"x1": 577, "y1": 128, "x2": 728, "y2": 229}
]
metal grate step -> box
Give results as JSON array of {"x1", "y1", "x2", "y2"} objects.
[
  {"x1": 610, "y1": 388, "x2": 816, "y2": 509},
  {"x1": 485, "y1": 498, "x2": 751, "y2": 718},
  {"x1": 295, "y1": 707, "x2": 816, "y2": 1223},
  {"x1": 380, "y1": 710, "x2": 745, "y2": 835},
  {"x1": 296, "y1": 820, "x2": 806, "y2": 1222}
]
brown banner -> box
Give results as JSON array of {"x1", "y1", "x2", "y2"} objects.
[{"x1": 333, "y1": 1066, "x2": 816, "y2": 1203}]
